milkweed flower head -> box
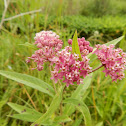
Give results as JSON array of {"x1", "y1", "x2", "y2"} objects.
[
  {"x1": 94, "y1": 44, "x2": 126, "y2": 81},
  {"x1": 68, "y1": 37, "x2": 93, "y2": 57},
  {"x1": 27, "y1": 30, "x2": 126, "y2": 87},
  {"x1": 26, "y1": 31, "x2": 63, "y2": 71},
  {"x1": 34, "y1": 31, "x2": 63, "y2": 49},
  {"x1": 50, "y1": 46, "x2": 92, "y2": 87}
]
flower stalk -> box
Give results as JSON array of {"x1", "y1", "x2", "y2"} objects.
[{"x1": 88, "y1": 64, "x2": 103, "y2": 74}]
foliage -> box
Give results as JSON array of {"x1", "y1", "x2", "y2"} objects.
[{"x1": 3, "y1": 15, "x2": 126, "y2": 39}]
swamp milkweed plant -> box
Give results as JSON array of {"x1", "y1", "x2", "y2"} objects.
[{"x1": 0, "y1": 30, "x2": 126, "y2": 126}]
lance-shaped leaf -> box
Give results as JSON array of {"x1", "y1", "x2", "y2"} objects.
[
  {"x1": 31, "y1": 86, "x2": 64, "y2": 126},
  {"x1": 63, "y1": 98, "x2": 92, "y2": 126},
  {"x1": 7, "y1": 102, "x2": 49, "y2": 124},
  {"x1": 8, "y1": 114, "x2": 44, "y2": 124},
  {"x1": 73, "y1": 115, "x2": 83, "y2": 126},
  {"x1": 72, "y1": 30, "x2": 82, "y2": 60},
  {"x1": 105, "y1": 36, "x2": 124, "y2": 46},
  {"x1": 96, "y1": 121, "x2": 103, "y2": 126},
  {"x1": 63, "y1": 73, "x2": 92, "y2": 116},
  {"x1": 0, "y1": 100, "x2": 8, "y2": 109},
  {"x1": 53, "y1": 115, "x2": 71, "y2": 124},
  {"x1": 8, "y1": 102, "x2": 42, "y2": 115},
  {"x1": 8, "y1": 114, "x2": 71, "y2": 125},
  {"x1": 0, "y1": 70, "x2": 55, "y2": 97}
]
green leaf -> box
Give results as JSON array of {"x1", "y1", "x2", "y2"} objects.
[
  {"x1": 8, "y1": 102, "x2": 41, "y2": 115},
  {"x1": 8, "y1": 114, "x2": 43, "y2": 123},
  {"x1": 54, "y1": 115, "x2": 72, "y2": 123},
  {"x1": 31, "y1": 86, "x2": 64, "y2": 126},
  {"x1": 63, "y1": 98, "x2": 92, "y2": 126},
  {"x1": 7, "y1": 103, "x2": 52, "y2": 125},
  {"x1": 8, "y1": 102, "x2": 71, "y2": 125},
  {"x1": 63, "y1": 73, "x2": 92, "y2": 116},
  {"x1": 0, "y1": 70, "x2": 55, "y2": 97},
  {"x1": 72, "y1": 30, "x2": 82, "y2": 60},
  {"x1": 95, "y1": 121, "x2": 103, "y2": 126},
  {"x1": 120, "y1": 30, "x2": 126, "y2": 50},
  {"x1": 8, "y1": 114, "x2": 71, "y2": 126},
  {"x1": 0, "y1": 99, "x2": 7, "y2": 109},
  {"x1": 96, "y1": 106, "x2": 103, "y2": 118},
  {"x1": 72, "y1": 115, "x2": 83, "y2": 126},
  {"x1": 72, "y1": 73, "x2": 93, "y2": 98},
  {"x1": 105, "y1": 36, "x2": 124, "y2": 46}
]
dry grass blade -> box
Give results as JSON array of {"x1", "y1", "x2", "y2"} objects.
[
  {"x1": 0, "y1": 0, "x2": 10, "y2": 30},
  {"x1": 3, "y1": 8, "x2": 42, "y2": 21}
]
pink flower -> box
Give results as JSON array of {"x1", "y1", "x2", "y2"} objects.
[
  {"x1": 51, "y1": 47, "x2": 92, "y2": 87},
  {"x1": 27, "y1": 31, "x2": 63, "y2": 71},
  {"x1": 94, "y1": 44, "x2": 126, "y2": 81}
]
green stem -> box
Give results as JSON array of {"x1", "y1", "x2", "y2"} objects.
[{"x1": 49, "y1": 65, "x2": 57, "y2": 94}]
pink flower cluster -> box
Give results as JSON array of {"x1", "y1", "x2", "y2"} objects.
[
  {"x1": 68, "y1": 37, "x2": 93, "y2": 56},
  {"x1": 27, "y1": 31, "x2": 63, "y2": 71},
  {"x1": 51, "y1": 46, "x2": 92, "y2": 87},
  {"x1": 27, "y1": 30, "x2": 126, "y2": 86},
  {"x1": 94, "y1": 44, "x2": 126, "y2": 81}
]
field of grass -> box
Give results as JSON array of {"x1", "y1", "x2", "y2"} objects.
[{"x1": 0, "y1": 0, "x2": 126, "y2": 126}]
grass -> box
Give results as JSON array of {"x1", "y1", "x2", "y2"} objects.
[{"x1": 0, "y1": 0, "x2": 126, "y2": 125}]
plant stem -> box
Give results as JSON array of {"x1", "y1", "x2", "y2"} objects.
[
  {"x1": 60, "y1": 84, "x2": 65, "y2": 126},
  {"x1": 91, "y1": 85, "x2": 97, "y2": 121},
  {"x1": 88, "y1": 64, "x2": 103, "y2": 74},
  {"x1": 58, "y1": 80, "x2": 62, "y2": 86},
  {"x1": 49, "y1": 65, "x2": 57, "y2": 94},
  {"x1": 60, "y1": 101, "x2": 64, "y2": 126}
]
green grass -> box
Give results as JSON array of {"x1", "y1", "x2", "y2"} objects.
[{"x1": 0, "y1": 0, "x2": 126, "y2": 125}]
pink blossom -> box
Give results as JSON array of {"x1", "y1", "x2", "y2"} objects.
[
  {"x1": 94, "y1": 44, "x2": 126, "y2": 81},
  {"x1": 27, "y1": 31, "x2": 63, "y2": 71},
  {"x1": 51, "y1": 47, "x2": 92, "y2": 87}
]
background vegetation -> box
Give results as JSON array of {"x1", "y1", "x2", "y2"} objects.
[{"x1": 0, "y1": 0, "x2": 126, "y2": 126}]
